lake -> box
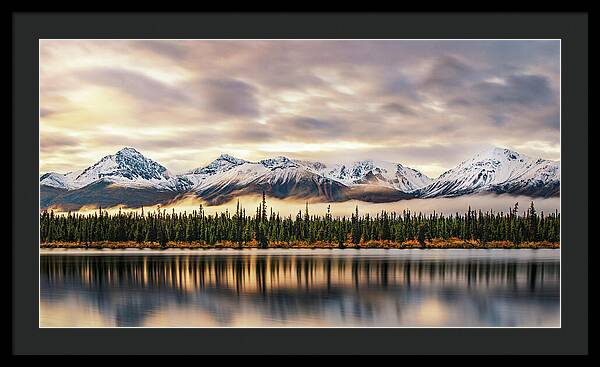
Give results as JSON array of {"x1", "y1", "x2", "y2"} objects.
[{"x1": 40, "y1": 249, "x2": 560, "y2": 327}]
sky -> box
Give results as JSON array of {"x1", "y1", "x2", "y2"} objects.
[{"x1": 40, "y1": 40, "x2": 560, "y2": 178}]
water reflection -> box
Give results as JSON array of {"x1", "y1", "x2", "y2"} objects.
[{"x1": 40, "y1": 249, "x2": 560, "y2": 327}]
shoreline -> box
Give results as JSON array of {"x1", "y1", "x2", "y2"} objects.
[{"x1": 40, "y1": 239, "x2": 559, "y2": 250}]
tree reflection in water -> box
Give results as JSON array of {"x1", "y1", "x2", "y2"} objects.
[{"x1": 40, "y1": 250, "x2": 560, "y2": 327}]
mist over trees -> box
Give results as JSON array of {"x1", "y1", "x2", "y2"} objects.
[{"x1": 40, "y1": 194, "x2": 560, "y2": 246}]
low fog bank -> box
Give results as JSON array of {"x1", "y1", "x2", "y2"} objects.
[{"x1": 52, "y1": 194, "x2": 560, "y2": 218}]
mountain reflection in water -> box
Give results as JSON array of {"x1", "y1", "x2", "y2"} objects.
[{"x1": 40, "y1": 249, "x2": 560, "y2": 327}]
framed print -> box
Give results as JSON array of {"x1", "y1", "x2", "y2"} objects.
[{"x1": 13, "y1": 12, "x2": 588, "y2": 355}]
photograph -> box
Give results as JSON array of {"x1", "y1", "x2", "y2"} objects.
[{"x1": 38, "y1": 39, "x2": 561, "y2": 328}]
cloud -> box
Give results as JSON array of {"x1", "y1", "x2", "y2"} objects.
[
  {"x1": 40, "y1": 134, "x2": 79, "y2": 152},
  {"x1": 40, "y1": 108, "x2": 54, "y2": 118},
  {"x1": 287, "y1": 116, "x2": 335, "y2": 130},
  {"x1": 131, "y1": 40, "x2": 189, "y2": 60},
  {"x1": 543, "y1": 110, "x2": 560, "y2": 130},
  {"x1": 77, "y1": 67, "x2": 188, "y2": 104},
  {"x1": 199, "y1": 78, "x2": 260, "y2": 118},
  {"x1": 381, "y1": 75, "x2": 421, "y2": 101},
  {"x1": 39, "y1": 40, "x2": 560, "y2": 177},
  {"x1": 264, "y1": 116, "x2": 342, "y2": 141},
  {"x1": 489, "y1": 113, "x2": 508, "y2": 126},
  {"x1": 446, "y1": 97, "x2": 472, "y2": 107},
  {"x1": 380, "y1": 102, "x2": 417, "y2": 116},
  {"x1": 475, "y1": 73, "x2": 555, "y2": 107},
  {"x1": 229, "y1": 124, "x2": 274, "y2": 143},
  {"x1": 423, "y1": 55, "x2": 473, "y2": 89}
]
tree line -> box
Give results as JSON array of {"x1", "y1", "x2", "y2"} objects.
[{"x1": 40, "y1": 194, "x2": 559, "y2": 247}]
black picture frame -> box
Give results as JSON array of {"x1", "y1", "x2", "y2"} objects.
[{"x1": 12, "y1": 12, "x2": 588, "y2": 355}]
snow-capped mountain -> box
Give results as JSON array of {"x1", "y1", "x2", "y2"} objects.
[
  {"x1": 188, "y1": 154, "x2": 248, "y2": 176},
  {"x1": 176, "y1": 155, "x2": 430, "y2": 204},
  {"x1": 40, "y1": 147, "x2": 183, "y2": 191},
  {"x1": 179, "y1": 154, "x2": 249, "y2": 188},
  {"x1": 40, "y1": 146, "x2": 560, "y2": 210},
  {"x1": 298, "y1": 159, "x2": 433, "y2": 192},
  {"x1": 418, "y1": 147, "x2": 560, "y2": 198},
  {"x1": 39, "y1": 172, "x2": 79, "y2": 190},
  {"x1": 182, "y1": 155, "x2": 349, "y2": 204}
]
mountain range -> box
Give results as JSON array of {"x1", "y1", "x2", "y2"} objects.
[{"x1": 40, "y1": 147, "x2": 560, "y2": 210}]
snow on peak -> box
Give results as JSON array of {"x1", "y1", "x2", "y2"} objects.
[
  {"x1": 115, "y1": 146, "x2": 143, "y2": 156},
  {"x1": 76, "y1": 147, "x2": 170, "y2": 183},
  {"x1": 40, "y1": 147, "x2": 180, "y2": 191},
  {"x1": 216, "y1": 153, "x2": 247, "y2": 164},
  {"x1": 39, "y1": 172, "x2": 78, "y2": 190},
  {"x1": 294, "y1": 160, "x2": 327, "y2": 171},
  {"x1": 420, "y1": 147, "x2": 559, "y2": 197},
  {"x1": 260, "y1": 156, "x2": 298, "y2": 169},
  {"x1": 187, "y1": 155, "x2": 309, "y2": 193},
  {"x1": 189, "y1": 154, "x2": 248, "y2": 175},
  {"x1": 474, "y1": 147, "x2": 523, "y2": 161},
  {"x1": 298, "y1": 159, "x2": 432, "y2": 192}
]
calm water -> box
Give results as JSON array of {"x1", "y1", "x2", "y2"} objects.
[{"x1": 40, "y1": 249, "x2": 560, "y2": 327}]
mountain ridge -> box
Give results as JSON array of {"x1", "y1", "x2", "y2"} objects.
[
  {"x1": 417, "y1": 147, "x2": 560, "y2": 198},
  {"x1": 40, "y1": 146, "x2": 560, "y2": 210}
]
